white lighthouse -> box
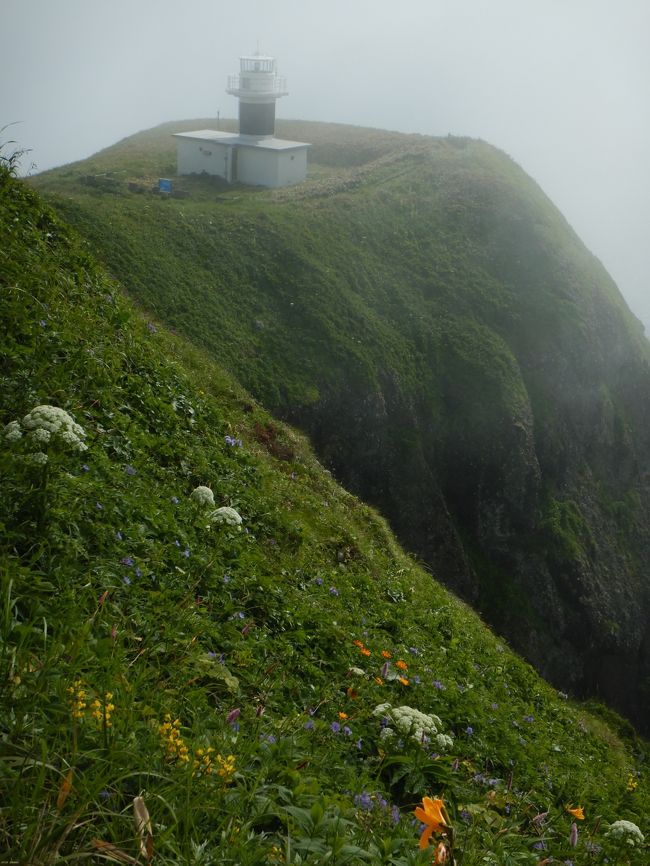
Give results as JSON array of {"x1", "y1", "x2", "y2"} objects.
[
  {"x1": 226, "y1": 53, "x2": 288, "y2": 138},
  {"x1": 174, "y1": 51, "x2": 309, "y2": 188}
]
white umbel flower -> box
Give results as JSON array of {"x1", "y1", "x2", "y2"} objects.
[
  {"x1": 21, "y1": 405, "x2": 87, "y2": 452},
  {"x1": 606, "y1": 820, "x2": 645, "y2": 847},
  {"x1": 190, "y1": 485, "x2": 215, "y2": 507},
  {"x1": 373, "y1": 702, "x2": 453, "y2": 750},
  {"x1": 3, "y1": 420, "x2": 23, "y2": 442},
  {"x1": 209, "y1": 506, "x2": 242, "y2": 526}
]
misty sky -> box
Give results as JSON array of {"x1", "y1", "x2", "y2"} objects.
[{"x1": 2, "y1": 0, "x2": 649, "y2": 329}]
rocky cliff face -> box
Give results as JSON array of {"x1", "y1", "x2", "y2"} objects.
[{"x1": 35, "y1": 124, "x2": 650, "y2": 729}]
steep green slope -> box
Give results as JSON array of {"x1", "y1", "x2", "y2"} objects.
[
  {"x1": 32, "y1": 121, "x2": 650, "y2": 736},
  {"x1": 5, "y1": 140, "x2": 650, "y2": 866}
]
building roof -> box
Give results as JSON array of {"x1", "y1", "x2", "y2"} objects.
[{"x1": 173, "y1": 130, "x2": 310, "y2": 151}]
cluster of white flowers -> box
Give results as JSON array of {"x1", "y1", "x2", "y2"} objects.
[
  {"x1": 190, "y1": 485, "x2": 215, "y2": 507},
  {"x1": 209, "y1": 506, "x2": 243, "y2": 527},
  {"x1": 3, "y1": 405, "x2": 87, "y2": 454},
  {"x1": 373, "y1": 703, "x2": 454, "y2": 751},
  {"x1": 606, "y1": 820, "x2": 645, "y2": 847},
  {"x1": 3, "y1": 421, "x2": 23, "y2": 442}
]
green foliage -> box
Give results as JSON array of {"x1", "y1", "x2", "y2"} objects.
[
  {"x1": 3, "y1": 151, "x2": 650, "y2": 864},
  {"x1": 30, "y1": 118, "x2": 650, "y2": 734}
]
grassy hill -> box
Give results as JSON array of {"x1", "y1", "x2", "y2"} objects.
[
  {"x1": 3, "y1": 143, "x2": 650, "y2": 863},
  {"x1": 31, "y1": 120, "x2": 650, "y2": 734}
]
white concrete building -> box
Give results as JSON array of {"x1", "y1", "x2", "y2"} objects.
[{"x1": 175, "y1": 52, "x2": 309, "y2": 188}]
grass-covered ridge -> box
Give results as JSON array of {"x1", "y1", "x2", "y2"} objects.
[
  {"x1": 32, "y1": 120, "x2": 650, "y2": 733},
  {"x1": 3, "y1": 151, "x2": 650, "y2": 864}
]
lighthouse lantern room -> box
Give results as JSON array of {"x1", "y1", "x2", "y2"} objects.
[{"x1": 174, "y1": 50, "x2": 309, "y2": 188}]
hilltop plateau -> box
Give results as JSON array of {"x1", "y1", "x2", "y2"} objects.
[{"x1": 31, "y1": 120, "x2": 650, "y2": 734}]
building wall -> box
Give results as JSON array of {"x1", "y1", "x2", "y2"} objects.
[
  {"x1": 237, "y1": 147, "x2": 308, "y2": 187},
  {"x1": 237, "y1": 147, "x2": 278, "y2": 187},
  {"x1": 176, "y1": 139, "x2": 232, "y2": 181},
  {"x1": 176, "y1": 137, "x2": 308, "y2": 187},
  {"x1": 276, "y1": 149, "x2": 308, "y2": 187}
]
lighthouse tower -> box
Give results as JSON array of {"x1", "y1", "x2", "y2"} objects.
[
  {"x1": 226, "y1": 53, "x2": 288, "y2": 138},
  {"x1": 174, "y1": 50, "x2": 309, "y2": 188}
]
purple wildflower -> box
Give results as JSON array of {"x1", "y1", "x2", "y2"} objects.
[
  {"x1": 124, "y1": 465, "x2": 136, "y2": 476},
  {"x1": 343, "y1": 725, "x2": 352, "y2": 736},
  {"x1": 122, "y1": 576, "x2": 131, "y2": 586},
  {"x1": 304, "y1": 719, "x2": 315, "y2": 730},
  {"x1": 329, "y1": 587, "x2": 339, "y2": 596},
  {"x1": 354, "y1": 792, "x2": 373, "y2": 811},
  {"x1": 95, "y1": 502, "x2": 103, "y2": 510},
  {"x1": 121, "y1": 557, "x2": 134, "y2": 567},
  {"x1": 170, "y1": 496, "x2": 179, "y2": 505},
  {"x1": 82, "y1": 464, "x2": 90, "y2": 472},
  {"x1": 465, "y1": 726, "x2": 474, "y2": 736},
  {"x1": 226, "y1": 708, "x2": 241, "y2": 726},
  {"x1": 115, "y1": 530, "x2": 123, "y2": 540},
  {"x1": 330, "y1": 722, "x2": 341, "y2": 733},
  {"x1": 391, "y1": 804, "x2": 400, "y2": 824},
  {"x1": 569, "y1": 823, "x2": 578, "y2": 848}
]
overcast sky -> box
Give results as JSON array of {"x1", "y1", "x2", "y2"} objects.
[{"x1": 3, "y1": 0, "x2": 649, "y2": 329}]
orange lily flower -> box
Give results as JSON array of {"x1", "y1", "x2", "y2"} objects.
[
  {"x1": 567, "y1": 805, "x2": 585, "y2": 820},
  {"x1": 413, "y1": 796, "x2": 448, "y2": 849}
]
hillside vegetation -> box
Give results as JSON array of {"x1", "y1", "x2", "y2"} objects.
[
  {"x1": 3, "y1": 147, "x2": 650, "y2": 863},
  {"x1": 32, "y1": 120, "x2": 650, "y2": 733}
]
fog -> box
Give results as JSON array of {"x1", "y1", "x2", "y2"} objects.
[{"x1": 3, "y1": 0, "x2": 649, "y2": 329}]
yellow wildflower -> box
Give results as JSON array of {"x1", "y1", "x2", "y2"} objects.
[{"x1": 216, "y1": 753, "x2": 236, "y2": 784}]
